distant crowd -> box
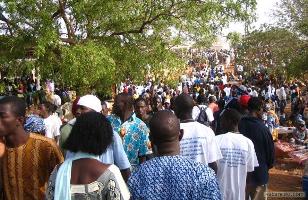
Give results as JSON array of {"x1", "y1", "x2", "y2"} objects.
[{"x1": 0, "y1": 49, "x2": 307, "y2": 200}]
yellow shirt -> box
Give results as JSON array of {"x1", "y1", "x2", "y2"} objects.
[{"x1": 2, "y1": 133, "x2": 63, "y2": 200}]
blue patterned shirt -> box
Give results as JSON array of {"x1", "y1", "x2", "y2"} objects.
[
  {"x1": 128, "y1": 156, "x2": 221, "y2": 200},
  {"x1": 107, "y1": 114, "x2": 151, "y2": 166}
]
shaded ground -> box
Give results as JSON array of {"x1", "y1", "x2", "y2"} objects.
[{"x1": 268, "y1": 161, "x2": 305, "y2": 200}]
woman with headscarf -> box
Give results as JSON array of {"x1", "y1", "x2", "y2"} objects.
[{"x1": 24, "y1": 114, "x2": 46, "y2": 135}]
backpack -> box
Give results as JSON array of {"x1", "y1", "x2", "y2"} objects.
[{"x1": 197, "y1": 106, "x2": 209, "y2": 125}]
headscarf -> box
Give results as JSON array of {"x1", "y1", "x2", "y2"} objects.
[{"x1": 24, "y1": 115, "x2": 45, "y2": 134}]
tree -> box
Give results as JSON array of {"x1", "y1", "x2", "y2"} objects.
[
  {"x1": 0, "y1": 0, "x2": 257, "y2": 94},
  {"x1": 236, "y1": 0, "x2": 308, "y2": 80},
  {"x1": 227, "y1": 31, "x2": 242, "y2": 48},
  {"x1": 275, "y1": 0, "x2": 308, "y2": 37},
  {"x1": 237, "y1": 27, "x2": 307, "y2": 79}
]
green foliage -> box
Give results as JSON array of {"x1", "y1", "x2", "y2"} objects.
[
  {"x1": 227, "y1": 32, "x2": 242, "y2": 48},
  {"x1": 236, "y1": 0, "x2": 308, "y2": 80},
  {"x1": 39, "y1": 42, "x2": 116, "y2": 95},
  {"x1": 237, "y1": 27, "x2": 307, "y2": 79},
  {"x1": 0, "y1": 0, "x2": 257, "y2": 93},
  {"x1": 276, "y1": 0, "x2": 308, "y2": 37}
]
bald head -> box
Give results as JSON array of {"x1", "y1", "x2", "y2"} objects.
[
  {"x1": 174, "y1": 94, "x2": 194, "y2": 119},
  {"x1": 149, "y1": 110, "x2": 180, "y2": 146}
]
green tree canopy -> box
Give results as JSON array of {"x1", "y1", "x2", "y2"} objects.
[
  {"x1": 236, "y1": 0, "x2": 308, "y2": 80},
  {"x1": 0, "y1": 0, "x2": 257, "y2": 94},
  {"x1": 237, "y1": 27, "x2": 307, "y2": 79},
  {"x1": 227, "y1": 31, "x2": 242, "y2": 48},
  {"x1": 275, "y1": 0, "x2": 308, "y2": 37}
]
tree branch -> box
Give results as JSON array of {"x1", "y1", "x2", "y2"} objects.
[
  {"x1": 58, "y1": 0, "x2": 75, "y2": 40},
  {"x1": 110, "y1": 1, "x2": 179, "y2": 36},
  {"x1": 110, "y1": 14, "x2": 162, "y2": 36},
  {"x1": 0, "y1": 13, "x2": 13, "y2": 35},
  {"x1": 60, "y1": 37, "x2": 76, "y2": 45}
]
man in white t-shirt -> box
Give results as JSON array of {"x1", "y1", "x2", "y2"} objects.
[
  {"x1": 174, "y1": 94, "x2": 222, "y2": 173},
  {"x1": 224, "y1": 84, "x2": 231, "y2": 97},
  {"x1": 39, "y1": 101, "x2": 62, "y2": 143},
  {"x1": 44, "y1": 113, "x2": 62, "y2": 139},
  {"x1": 192, "y1": 91, "x2": 210, "y2": 123},
  {"x1": 277, "y1": 86, "x2": 287, "y2": 114},
  {"x1": 222, "y1": 74, "x2": 228, "y2": 85},
  {"x1": 250, "y1": 87, "x2": 259, "y2": 97},
  {"x1": 215, "y1": 108, "x2": 259, "y2": 200}
]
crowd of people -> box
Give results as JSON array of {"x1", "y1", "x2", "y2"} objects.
[
  {"x1": 0, "y1": 75, "x2": 72, "y2": 108},
  {"x1": 0, "y1": 48, "x2": 307, "y2": 200}
]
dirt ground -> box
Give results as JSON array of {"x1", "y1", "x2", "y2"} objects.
[
  {"x1": 266, "y1": 102, "x2": 308, "y2": 199},
  {"x1": 267, "y1": 160, "x2": 305, "y2": 200}
]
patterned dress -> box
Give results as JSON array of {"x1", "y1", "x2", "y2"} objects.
[
  {"x1": 45, "y1": 165, "x2": 129, "y2": 200},
  {"x1": 128, "y1": 156, "x2": 222, "y2": 200},
  {"x1": 107, "y1": 114, "x2": 151, "y2": 168}
]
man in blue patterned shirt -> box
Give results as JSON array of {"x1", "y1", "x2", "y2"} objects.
[
  {"x1": 107, "y1": 93, "x2": 152, "y2": 171},
  {"x1": 128, "y1": 110, "x2": 221, "y2": 200}
]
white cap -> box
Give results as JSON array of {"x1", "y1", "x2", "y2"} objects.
[{"x1": 77, "y1": 95, "x2": 102, "y2": 112}]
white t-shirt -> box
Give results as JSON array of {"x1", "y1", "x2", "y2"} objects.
[
  {"x1": 192, "y1": 105, "x2": 205, "y2": 120},
  {"x1": 205, "y1": 107, "x2": 214, "y2": 122},
  {"x1": 251, "y1": 90, "x2": 258, "y2": 97},
  {"x1": 215, "y1": 132, "x2": 259, "y2": 200},
  {"x1": 237, "y1": 65, "x2": 243, "y2": 72},
  {"x1": 52, "y1": 94, "x2": 62, "y2": 107},
  {"x1": 192, "y1": 105, "x2": 214, "y2": 123},
  {"x1": 224, "y1": 87, "x2": 231, "y2": 97},
  {"x1": 44, "y1": 114, "x2": 62, "y2": 140},
  {"x1": 280, "y1": 87, "x2": 287, "y2": 100},
  {"x1": 222, "y1": 75, "x2": 228, "y2": 85},
  {"x1": 180, "y1": 121, "x2": 222, "y2": 164},
  {"x1": 107, "y1": 165, "x2": 131, "y2": 199}
]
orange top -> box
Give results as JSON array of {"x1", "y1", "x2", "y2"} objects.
[{"x1": 2, "y1": 134, "x2": 63, "y2": 200}]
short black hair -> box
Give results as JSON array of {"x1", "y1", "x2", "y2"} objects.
[
  {"x1": 64, "y1": 112, "x2": 113, "y2": 155},
  {"x1": 135, "y1": 97, "x2": 147, "y2": 106},
  {"x1": 217, "y1": 99, "x2": 225, "y2": 109},
  {"x1": 174, "y1": 94, "x2": 194, "y2": 116},
  {"x1": 117, "y1": 93, "x2": 134, "y2": 110},
  {"x1": 208, "y1": 95, "x2": 216, "y2": 103},
  {"x1": 220, "y1": 108, "x2": 242, "y2": 133},
  {"x1": 197, "y1": 94, "x2": 207, "y2": 105},
  {"x1": 248, "y1": 97, "x2": 263, "y2": 112},
  {"x1": 41, "y1": 101, "x2": 57, "y2": 113},
  {"x1": 0, "y1": 96, "x2": 26, "y2": 117}
]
